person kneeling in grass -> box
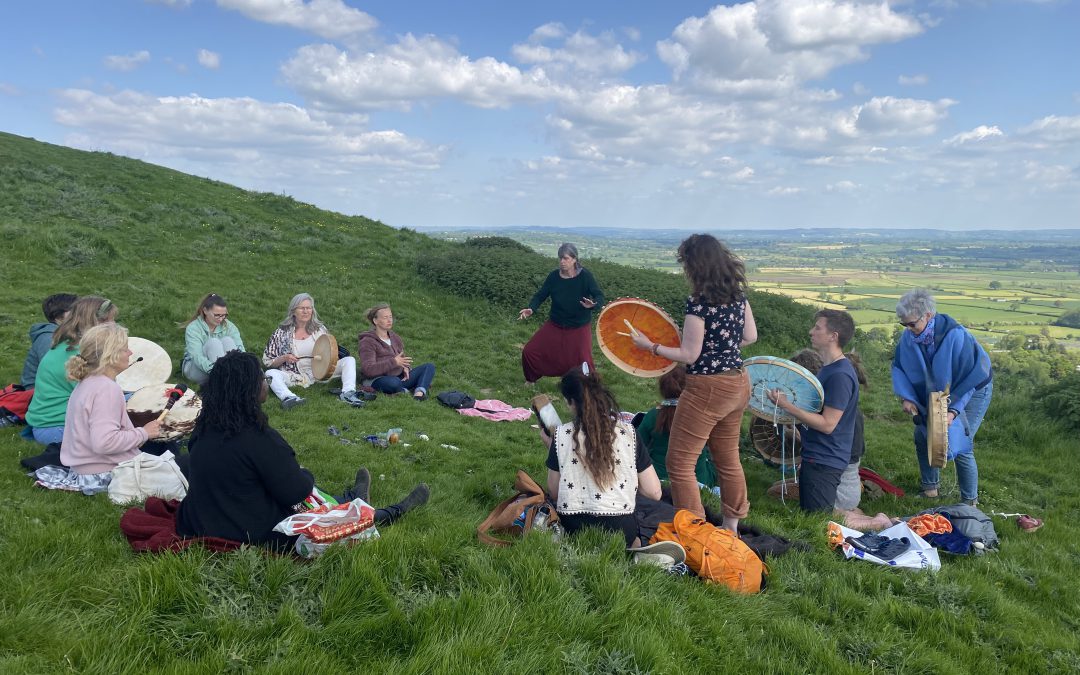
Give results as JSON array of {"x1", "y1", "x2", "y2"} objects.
[
  {"x1": 176, "y1": 352, "x2": 429, "y2": 552},
  {"x1": 769, "y1": 311, "x2": 892, "y2": 531}
]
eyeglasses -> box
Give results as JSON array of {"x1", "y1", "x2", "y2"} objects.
[
  {"x1": 213, "y1": 312, "x2": 229, "y2": 320},
  {"x1": 899, "y1": 318, "x2": 922, "y2": 328}
]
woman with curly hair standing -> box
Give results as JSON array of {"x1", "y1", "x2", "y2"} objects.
[{"x1": 632, "y1": 234, "x2": 757, "y2": 531}]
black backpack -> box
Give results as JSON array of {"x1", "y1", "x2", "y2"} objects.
[{"x1": 437, "y1": 390, "x2": 476, "y2": 409}]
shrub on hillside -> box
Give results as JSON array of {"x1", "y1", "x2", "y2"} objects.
[
  {"x1": 1055, "y1": 310, "x2": 1080, "y2": 329},
  {"x1": 1044, "y1": 372, "x2": 1080, "y2": 432},
  {"x1": 464, "y1": 236, "x2": 533, "y2": 253}
]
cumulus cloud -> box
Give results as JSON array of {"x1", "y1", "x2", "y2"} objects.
[
  {"x1": 197, "y1": 49, "x2": 221, "y2": 69},
  {"x1": 767, "y1": 186, "x2": 803, "y2": 196},
  {"x1": 104, "y1": 50, "x2": 151, "y2": 72},
  {"x1": 899, "y1": 73, "x2": 928, "y2": 85},
  {"x1": 283, "y1": 35, "x2": 573, "y2": 110},
  {"x1": 1019, "y1": 115, "x2": 1080, "y2": 143},
  {"x1": 838, "y1": 96, "x2": 954, "y2": 137},
  {"x1": 53, "y1": 88, "x2": 443, "y2": 169},
  {"x1": 217, "y1": 0, "x2": 377, "y2": 41},
  {"x1": 512, "y1": 25, "x2": 644, "y2": 76},
  {"x1": 827, "y1": 180, "x2": 858, "y2": 192},
  {"x1": 657, "y1": 0, "x2": 923, "y2": 95},
  {"x1": 944, "y1": 125, "x2": 1003, "y2": 145}
]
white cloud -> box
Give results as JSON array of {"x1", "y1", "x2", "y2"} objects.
[
  {"x1": 1019, "y1": 115, "x2": 1080, "y2": 143},
  {"x1": 657, "y1": 0, "x2": 923, "y2": 95},
  {"x1": 216, "y1": 0, "x2": 377, "y2": 41},
  {"x1": 840, "y1": 96, "x2": 954, "y2": 137},
  {"x1": 53, "y1": 89, "x2": 443, "y2": 170},
  {"x1": 731, "y1": 166, "x2": 756, "y2": 181},
  {"x1": 827, "y1": 180, "x2": 858, "y2": 192},
  {"x1": 282, "y1": 36, "x2": 572, "y2": 110},
  {"x1": 1022, "y1": 160, "x2": 1075, "y2": 189},
  {"x1": 767, "y1": 186, "x2": 803, "y2": 196},
  {"x1": 104, "y1": 50, "x2": 151, "y2": 72},
  {"x1": 197, "y1": 49, "x2": 221, "y2": 69},
  {"x1": 512, "y1": 26, "x2": 644, "y2": 76},
  {"x1": 899, "y1": 73, "x2": 928, "y2": 85},
  {"x1": 944, "y1": 125, "x2": 1004, "y2": 145}
]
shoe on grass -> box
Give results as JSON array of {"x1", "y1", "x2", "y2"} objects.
[
  {"x1": 281, "y1": 396, "x2": 305, "y2": 411},
  {"x1": 352, "y1": 467, "x2": 371, "y2": 503},
  {"x1": 339, "y1": 390, "x2": 366, "y2": 407},
  {"x1": 1017, "y1": 515, "x2": 1043, "y2": 532},
  {"x1": 628, "y1": 541, "x2": 686, "y2": 569}
]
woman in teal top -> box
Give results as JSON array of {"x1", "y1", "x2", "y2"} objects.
[
  {"x1": 25, "y1": 296, "x2": 118, "y2": 445},
  {"x1": 181, "y1": 293, "x2": 245, "y2": 386},
  {"x1": 636, "y1": 365, "x2": 716, "y2": 488}
]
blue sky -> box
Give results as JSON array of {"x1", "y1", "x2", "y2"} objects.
[{"x1": 2, "y1": 0, "x2": 1079, "y2": 231}]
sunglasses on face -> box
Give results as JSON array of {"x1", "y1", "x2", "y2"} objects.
[{"x1": 899, "y1": 318, "x2": 921, "y2": 328}]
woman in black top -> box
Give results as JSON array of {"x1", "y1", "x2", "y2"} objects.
[
  {"x1": 176, "y1": 352, "x2": 429, "y2": 552},
  {"x1": 518, "y1": 243, "x2": 605, "y2": 383}
]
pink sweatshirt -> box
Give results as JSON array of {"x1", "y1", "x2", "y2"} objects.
[{"x1": 61, "y1": 374, "x2": 148, "y2": 475}]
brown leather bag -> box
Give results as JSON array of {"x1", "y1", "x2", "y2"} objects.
[{"x1": 477, "y1": 470, "x2": 559, "y2": 547}]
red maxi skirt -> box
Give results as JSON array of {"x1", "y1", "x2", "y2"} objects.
[{"x1": 522, "y1": 321, "x2": 594, "y2": 383}]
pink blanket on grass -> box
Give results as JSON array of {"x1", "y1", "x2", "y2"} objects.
[{"x1": 458, "y1": 399, "x2": 532, "y2": 422}]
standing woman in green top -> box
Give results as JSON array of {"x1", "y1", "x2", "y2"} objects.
[
  {"x1": 25, "y1": 296, "x2": 118, "y2": 445},
  {"x1": 636, "y1": 365, "x2": 717, "y2": 489},
  {"x1": 518, "y1": 243, "x2": 605, "y2": 383},
  {"x1": 181, "y1": 293, "x2": 245, "y2": 386}
]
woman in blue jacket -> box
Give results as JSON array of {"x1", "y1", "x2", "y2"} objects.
[{"x1": 892, "y1": 289, "x2": 992, "y2": 505}]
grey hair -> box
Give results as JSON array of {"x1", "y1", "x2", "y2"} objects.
[
  {"x1": 896, "y1": 289, "x2": 936, "y2": 321},
  {"x1": 558, "y1": 242, "x2": 583, "y2": 271},
  {"x1": 279, "y1": 292, "x2": 326, "y2": 334}
]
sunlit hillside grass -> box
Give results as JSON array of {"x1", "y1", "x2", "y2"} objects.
[{"x1": 1, "y1": 131, "x2": 1077, "y2": 673}]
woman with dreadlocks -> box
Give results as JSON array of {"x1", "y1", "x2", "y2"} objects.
[
  {"x1": 176, "y1": 351, "x2": 429, "y2": 552},
  {"x1": 541, "y1": 366, "x2": 662, "y2": 547}
]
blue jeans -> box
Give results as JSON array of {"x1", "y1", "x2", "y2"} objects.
[
  {"x1": 371, "y1": 363, "x2": 436, "y2": 395},
  {"x1": 32, "y1": 426, "x2": 65, "y2": 445},
  {"x1": 916, "y1": 381, "x2": 992, "y2": 501}
]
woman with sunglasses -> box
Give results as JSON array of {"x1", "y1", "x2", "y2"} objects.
[
  {"x1": 181, "y1": 293, "x2": 244, "y2": 386},
  {"x1": 892, "y1": 289, "x2": 993, "y2": 505}
]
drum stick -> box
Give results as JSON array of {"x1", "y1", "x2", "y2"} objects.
[
  {"x1": 622, "y1": 319, "x2": 640, "y2": 336},
  {"x1": 156, "y1": 384, "x2": 188, "y2": 423},
  {"x1": 616, "y1": 331, "x2": 632, "y2": 337}
]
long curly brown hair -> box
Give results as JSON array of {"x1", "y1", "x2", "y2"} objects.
[
  {"x1": 677, "y1": 234, "x2": 747, "y2": 305},
  {"x1": 560, "y1": 368, "x2": 619, "y2": 489}
]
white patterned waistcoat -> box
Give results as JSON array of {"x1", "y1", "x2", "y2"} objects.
[{"x1": 555, "y1": 419, "x2": 638, "y2": 515}]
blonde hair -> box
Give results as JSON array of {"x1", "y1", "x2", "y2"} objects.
[
  {"x1": 52, "y1": 296, "x2": 118, "y2": 350},
  {"x1": 66, "y1": 323, "x2": 129, "y2": 381}
]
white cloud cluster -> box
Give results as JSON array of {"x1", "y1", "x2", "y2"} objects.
[
  {"x1": 657, "y1": 0, "x2": 923, "y2": 95},
  {"x1": 945, "y1": 124, "x2": 1003, "y2": 145},
  {"x1": 282, "y1": 36, "x2": 573, "y2": 110},
  {"x1": 838, "y1": 96, "x2": 954, "y2": 137},
  {"x1": 511, "y1": 23, "x2": 645, "y2": 75},
  {"x1": 104, "y1": 50, "x2": 151, "y2": 72},
  {"x1": 1019, "y1": 115, "x2": 1080, "y2": 143},
  {"x1": 197, "y1": 49, "x2": 221, "y2": 69},
  {"x1": 54, "y1": 89, "x2": 443, "y2": 170},
  {"x1": 216, "y1": 0, "x2": 377, "y2": 41}
]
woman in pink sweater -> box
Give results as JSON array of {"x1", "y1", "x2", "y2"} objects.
[{"x1": 34, "y1": 323, "x2": 162, "y2": 494}]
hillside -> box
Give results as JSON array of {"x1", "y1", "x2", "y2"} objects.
[{"x1": 1, "y1": 132, "x2": 1077, "y2": 673}]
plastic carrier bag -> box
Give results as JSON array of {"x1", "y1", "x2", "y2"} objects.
[
  {"x1": 827, "y1": 520, "x2": 940, "y2": 572},
  {"x1": 274, "y1": 498, "x2": 380, "y2": 558}
]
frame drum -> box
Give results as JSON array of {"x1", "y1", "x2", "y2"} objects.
[
  {"x1": 311, "y1": 333, "x2": 340, "y2": 381},
  {"x1": 927, "y1": 390, "x2": 950, "y2": 469},
  {"x1": 116, "y1": 337, "x2": 172, "y2": 392},
  {"x1": 126, "y1": 383, "x2": 201, "y2": 441},
  {"x1": 750, "y1": 416, "x2": 802, "y2": 468}
]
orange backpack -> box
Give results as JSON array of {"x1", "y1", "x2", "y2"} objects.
[{"x1": 651, "y1": 509, "x2": 765, "y2": 594}]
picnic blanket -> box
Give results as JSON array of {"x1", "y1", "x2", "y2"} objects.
[
  {"x1": 458, "y1": 399, "x2": 532, "y2": 422},
  {"x1": 120, "y1": 497, "x2": 244, "y2": 553}
]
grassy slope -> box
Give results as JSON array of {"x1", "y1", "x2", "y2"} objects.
[{"x1": 0, "y1": 132, "x2": 1077, "y2": 674}]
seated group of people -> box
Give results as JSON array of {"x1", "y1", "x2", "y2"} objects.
[
  {"x1": 15, "y1": 292, "x2": 433, "y2": 551},
  {"x1": 183, "y1": 292, "x2": 436, "y2": 409}
]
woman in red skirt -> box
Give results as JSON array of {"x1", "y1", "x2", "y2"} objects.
[{"x1": 518, "y1": 243, "x2": 605, "y2": 383}]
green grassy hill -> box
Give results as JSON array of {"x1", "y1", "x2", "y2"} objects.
[{"x1": 1, "y1": 131, "x2": 1077, "y2": 673}]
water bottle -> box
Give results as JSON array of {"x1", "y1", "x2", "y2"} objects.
[{"x1": 533, "y1": 505, "x2": 551, "y2": 530}]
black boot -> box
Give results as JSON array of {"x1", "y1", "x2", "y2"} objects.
[
  {"x1": 353, "y1": 467, "x2": 371, "y2": 503},
  {"x1": 375, "y1": 483, "x2": 430, "y2": 525}
]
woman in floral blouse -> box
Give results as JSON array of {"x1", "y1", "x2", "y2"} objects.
[{"x1": 632, "y1": 234, "x2": 757, "y2": 531}]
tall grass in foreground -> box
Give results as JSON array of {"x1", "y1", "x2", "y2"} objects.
[{"x1": 0, "y1": 132, "x2": 1078, "y2": 673}]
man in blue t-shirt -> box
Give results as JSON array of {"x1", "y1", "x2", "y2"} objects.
[{"x1": 769, "y1": 310, "x2": 861, "y2": 512}]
